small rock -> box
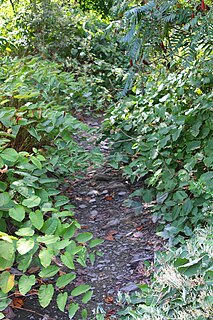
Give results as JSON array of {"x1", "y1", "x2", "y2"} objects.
[
  {"x1": 102, "y1": 218, "x2": 120, "y2": 229},
  {"x1": 120, "y1": 282, "x2": 138, "y2": 292},
  {"x1": 90, "y1": 209, "x2": 98, "y2": 215},
  {"x1": 79, "y1": 204, "x2": 87, "y2": 209},
  {"x1": 101, "y1": 190, "x2": 109, "y2": 195},
  {"x1": 89, "y1": 198, "x2": 96, "y2": 203},
  {"x1": 118, "y1": 191, "x2": 127, "y2": 196},
  {"x1": 88, "y1": 190, "x2": 99, "y2": 196}
]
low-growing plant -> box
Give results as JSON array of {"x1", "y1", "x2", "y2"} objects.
[
  {"x1": 117, "y1": 227, "x2": 213, "y2": 319},
  {"x1": 0, "y1": 55, "x2": 104, "y2": 317}
]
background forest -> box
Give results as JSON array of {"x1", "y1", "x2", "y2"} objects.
[{"x1": 0, "y1": 0, "x2": 212, "y2": 319}]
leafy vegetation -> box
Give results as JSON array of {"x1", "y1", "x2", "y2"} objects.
[
  {"x1": 0, "y1": 0, "x2": 212, "y2": 318},
  {"x1": 117, "y1": 227, "x2": 213, "y2": 319}
]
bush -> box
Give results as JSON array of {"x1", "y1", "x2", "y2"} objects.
[{"x1": 103, "y1": 56, "x2": 213, "y2": 244}]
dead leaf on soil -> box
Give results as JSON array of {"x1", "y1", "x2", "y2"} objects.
[
  {"x1": 28, "y1": 266, "x2": 40, "y2": 274},
  {"x1": 11, "y1": 297, "x2": 24, "y2": 308},
  {"x1": 105, "y1": 195, "x2": 114, "y2": 201},
  {"x1": 104, "y1": 296, "x2": 114, "y2": 304},
  {"x1": 105, "y1": 230, "x2": 118, "y2": 241},
  {"x1": 81, "y1": 225, "x2": 89, "y2": 229}
]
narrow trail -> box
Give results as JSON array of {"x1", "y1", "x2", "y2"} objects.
[{"x1": 15, "y1": 116, "x2": 163, "y2": 320}]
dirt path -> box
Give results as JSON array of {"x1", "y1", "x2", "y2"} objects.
[{"x1": 14, "y1": 116, "x2": 162, "y2": 320}]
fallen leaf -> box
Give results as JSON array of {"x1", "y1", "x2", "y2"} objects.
[
  {"x1": 136, "y1": 226, "x2": 143, "y2": 231},
  {"x1": 104, "y1": 296, "x2": 114, "y2": 304},
  {"x1": 28, "y1": 266, "x2": 40, "y2": 274},
  {"x1": 81, "y1": 225, "x2": 89, "y2": 229},
  {"x1": 105, "y1": 230, "x2": 118, "y2": 241},
  {"x1": 105, "y1": 195, "x2": 113, "y2": 201},
  {"x1": 11, "y1": 297, "x2": 24, "y2": 308}
]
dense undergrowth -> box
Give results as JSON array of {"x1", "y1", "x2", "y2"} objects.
[{"x1": 0, "y1": 0, "x2": 212, "y2": 319}]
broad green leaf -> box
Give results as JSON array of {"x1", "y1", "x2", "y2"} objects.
[
  {"x1": 17, "y1": 238, "x2": 35, "y2": 255},
  {"x1": 56, "y1": 273, "x2": 76, "y2": 289},
  {"x1": 41, "y1": 218, "x2": 58, "y2": 235},
  {"x1": 75, "y1": 232, "x2": 93, "y2": 243},
  {"x1": 30, "y1": 156, "x2": 42, "y2": 169},
  {"x1": 0, "y1": 148, "x2": 19, "y2": 163},
  {"x1": 82, "y1": 290, "x2": 93, "y2": 303},
  {"x1": 81, "y1": 308, "x2": 88, "y2": 319},
  {"x1": 9, "y1": 205, "x2": 25, "y2": 222},
  {"x1": 38, "y1": 284, "x2": 54, "y2": 308},
  {"x1": 0, "y1": 241, "x2": 14, "y2": 260},
  {"x1": 68, "y1": 303, "x2": 79, "y2": 319},
  {"x1": 0, "y1": 312, "x2": 5, "y2": 319},
  {"x1": 0, "y1": 182, "x2": 7, "y2": 192},
  {"x1": 19, "y1": 275, "x2": 36, "y2": 295},
  {"x1": 39, "y1": 248, "x2": 53, "y2": 268},
  {"x1": 16, "y1": 228, "x2": 34, "y2": 237},
  {"x1": 71, "y1": 284, "x2": 91, "y2": 297},
  {"x1": 29, "y1": 210, "x2": 44, "y2": 230},
  {"x1": 39, "y1": 265, "x2": 59, "y2": 278},
  {"x1": 89, "y1": 239, "x2": 104, "y2": 248},
  {"x1": 56, "y1": 292, "x2": 68, "y2": 312},
  {"x1": 0, "y1": 271, "x2": 14, "y2": 293},
  {"x1": 22, "y1": 195, "x2": 41, "y2": 208},
  {"x1": 61, "y1": 252, "x2": 75, "y2": 270},
  {"x1": 0, "y1": 257, "x2": 13, "y2": 271},
  {"x1": 37, "y1": 235, "x2": 60, "y2": 244},
  {"x1": 0, "y1": 192, "x2": 10, "y2": 208}
]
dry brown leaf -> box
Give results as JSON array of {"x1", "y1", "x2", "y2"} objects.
[
  {"x1": 11, "y1": 297, "x2": 24, "y2": 308},
  {"x1": 105, "y1": 230, "x2": 118, "y2": 241},
  {"x1": 28, "y1": 266, "x2": 40, "y2": 274},
  {"x1": 104, "y1": 296, "x2": 114, "y2": 304}
]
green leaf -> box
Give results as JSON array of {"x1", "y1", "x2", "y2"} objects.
[
  {"x1": 38, "y1": 284, "x2": 54, "y2": 308},
  {"x1": 29, "y1": 210, "x2": 44, "y2": 230},
  {"x1": 0, "y1": 271, "x2": 14, "y2": 293},
  {"x1": 19, "y1": 275, "x2": 36, "y2": 295},
  {"x1": 16, "y1": 227, "x2": 34, "y2": 237},
  {"x1": 22, "y1": 196, "x2": 41, "y2": 208},
  {"x1": 68, "y1": 303, "x2": 79, "y2": 319},
  {"x1": 71, "y1": 284, "x2": 91, "y2": 297},
  {"x1": 76, "y1": 232, "x2": 93, "y2": 243},
  {"x1": 89, "y1": 239, "x2": 104, "y2": 248},
  {"x1": 56, "y1": 292, "x2": 68, "y2": 312},
  {"x1": 82, "y1": 290, "x2": 93, "y2": 303},
  {"x1": 0, "y1": 312, "x2": 5, "y2": 319},
  {"x1": 61, "y1": 252, "x2": 75, "y2": 270},
  {"x1": 39, "y1": 265, "x2": 60, "y2": 278},
  {"x1": 0, "y1": 192, "x2": 11, "y2": 208},
  {"x1": 17, "y1": 238, "x2": 35, "y2": 255},
  {"x1": 0, "y1": 241, "x2": 14, "y2": 260},
  {"x1": 37, "y1": 235, "x2": 60, "y2": 244},
  {"x1": 9, "y1": 205, "x2": 25, "y2": 222},
  {"x1": 56, "y1": 273, "x2": 76, "y2": 289},
  {"x1": 31, "y1": 156, "x2": 42, "y2": 169},
  {"x1": 0, "y1": 182, "x2": 7, "y2": 192},
  {"x1": 0, "y1": 148, "x2": 19, "y2": 163},
  {"x1": 39, "y1": 248, "x2": 53, "y2": 268}
]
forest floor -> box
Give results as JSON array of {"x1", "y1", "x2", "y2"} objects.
[{"x1": 14, "y1": 115, "x2": 163, "y2": 320}]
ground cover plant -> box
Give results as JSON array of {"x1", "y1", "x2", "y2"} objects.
[{"x1": 0, "y1": 0, "x2": 212, "y2": 319}]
